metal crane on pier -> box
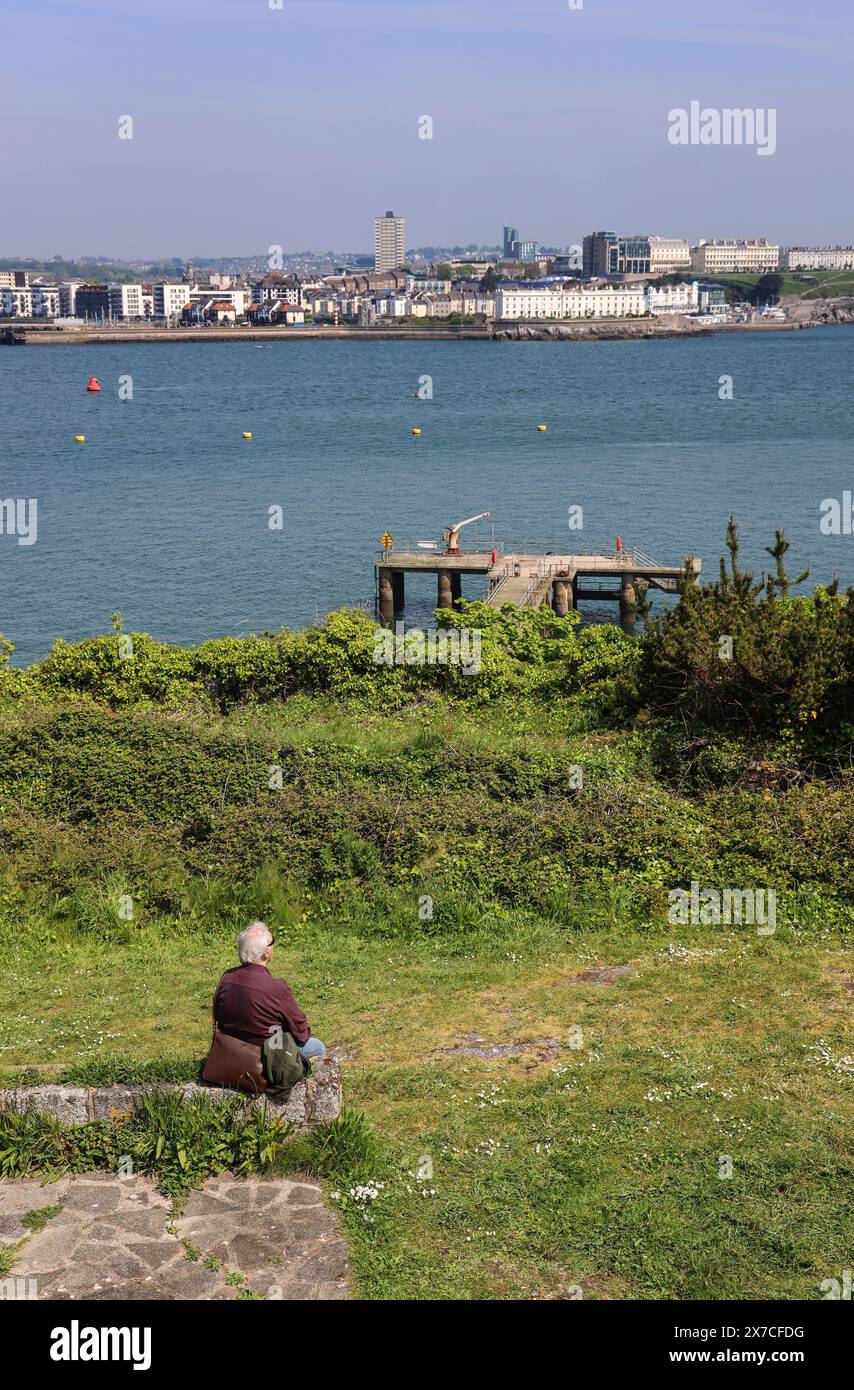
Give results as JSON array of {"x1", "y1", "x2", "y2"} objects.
[{"x1": 442, "y1": 512, "x2": 491, "y2": 555}]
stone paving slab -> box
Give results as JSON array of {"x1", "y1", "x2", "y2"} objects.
[{"x1": 0, "y1": 1171, "x2": 349, "y2": 1302}]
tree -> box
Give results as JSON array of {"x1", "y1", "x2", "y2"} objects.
[
  {"x1": 480, "y1": 267, "x2": 497, "y2": 291},
  {"x1": 634, "y1": 518, "x2": 854, "y2": 744},
  {"x1": 437, "y1": 263, "x2": 453, "y2": 280},
  {"x1": 749, "y1": 272, "x2": 783, "y2": 305}
]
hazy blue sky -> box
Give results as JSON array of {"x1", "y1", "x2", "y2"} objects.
[{"x1": 3, "y1": 0, "x2": 852, "y2": 258}]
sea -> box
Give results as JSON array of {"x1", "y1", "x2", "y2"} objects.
[{"x1": 1, "y1": 326, "x2": 852, "y2": 665}]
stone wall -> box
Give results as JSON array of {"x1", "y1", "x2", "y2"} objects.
[{"x1": 0, "y1": 1059, "x2": 341, "y2": 1130}]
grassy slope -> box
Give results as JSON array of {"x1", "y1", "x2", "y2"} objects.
[
  {"x1": 713, "y1": 270, "x2": 854, "y2": 301},
  {"x1": 0, "y1": 697, "x2": 850, "y2": 1301},
  {"x1": 0, "y1": 919, "x2": 849, "y2": 1299}
]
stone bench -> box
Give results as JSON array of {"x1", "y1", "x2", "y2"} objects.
[{"x1": 0, "y1": 1058, "x2": 341, "y2": 1130}]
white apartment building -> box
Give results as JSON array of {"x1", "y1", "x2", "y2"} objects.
[
  {"x1": 690, "y1": 240, "x2": 779, "y2": 274},
  {"x1": 375, "y1": 293, "x2": 410, "y2": 317},
  {"x1": 190, "y1": 287, "x2": 246, "y2": 315},
  {"x1": 374, "y1": 211, "x2": 406, "y2": 272},
  {"x1": 646, "y1": 280, "x2": 700, "y2": 314},
  {"x1": 648, "y1": 237, "x2": 692, "y2": 273},
  {"x1": 494, "y1": 282, "x2": 646, "y2": 320},
  {"x1": 783, "y1": 246, "x2": 854, "y2": 271},
  {"x1": 252, "y1": 274, "x2": 300, "y2": 306},
  {"x1": 0, "y1": 287, "x2": 33, "y2": 317},
  {"x1": 406, "y1": 275, "x2": 451, "y2": 294},
  {"x1": 1, "y1": 285, "x2": 62, "y2": 318},
  {"x1": 59, "y1": 281, "x2": 84, "y2": 316},
  {"x1": 108, "y1": 283, "x2": 148, "y2": 319},
  {"x1": 153, "y1": 283, "x2": 191, "y2": 318},
  {"x1": 31, "y1": 285, "x2": 61, "y2": 317}
]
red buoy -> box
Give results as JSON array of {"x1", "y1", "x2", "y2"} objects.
[{"x1": 86, "y1": 376, "x2": 101, "y2": 393}]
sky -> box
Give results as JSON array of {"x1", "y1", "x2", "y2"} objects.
[{"x1": 2, "y1": 0, "x2": 853, "y2": 259}]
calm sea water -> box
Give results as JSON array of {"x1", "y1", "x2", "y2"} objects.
[{"x1": 1, "y1": 327, "x2": 852, "y2": 665}]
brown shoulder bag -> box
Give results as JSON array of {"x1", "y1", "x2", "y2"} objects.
[{"x1": 202, "y1": 1016, "x2": 269, "y2": 1095}]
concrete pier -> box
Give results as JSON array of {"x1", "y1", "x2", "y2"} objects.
[
  {"x1": 619, "y1": 576, "x2": 637, "y2": 625},
  {"x1": 375, "y1": 547, "x2": 699, "y2": 621},
  {"x1": 552, "y1": 578, "x2": 571, "y2": 616}
]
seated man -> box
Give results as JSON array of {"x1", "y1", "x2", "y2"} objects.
[{"x1": 213, "y1": 921, "x2": 326, "y2": 1085}]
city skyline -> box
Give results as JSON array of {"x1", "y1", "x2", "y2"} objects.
[{"x1": 3, "y1": 0, "x2": 853, "y2": 259}]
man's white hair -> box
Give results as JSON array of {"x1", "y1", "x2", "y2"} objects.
[{"x1": 238, "y1": 920, "x2": 272, "y2": 964}]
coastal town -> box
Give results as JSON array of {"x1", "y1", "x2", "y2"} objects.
[{"x1": 3, "y1": 214, "x2": 854, "y2": 336}]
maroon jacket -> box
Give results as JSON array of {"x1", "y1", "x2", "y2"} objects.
[{"x1": 213, "y1": 963, "x2": 311, "y2": 1046}]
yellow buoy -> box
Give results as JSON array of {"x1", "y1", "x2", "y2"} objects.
[
  {"x1": 242, "y1": 431, "x2": 252, "y2": 439},
  {"x1": 74, "y1": 435, "x2": 85, "y2": 443},
  {"x1": 537, "y1": 424, "x2": 548, "y2": 432},
  {"x1": 411, "y1": 427, "x2": 422, "y2": 435}
]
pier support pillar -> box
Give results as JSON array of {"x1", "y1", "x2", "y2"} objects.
[
  {"x1": 620, "y1": 576, "x2": 637, "y2": 626},
  {"x1": 552, "y1": 579, "x2": 569, "y2": 617},
  {"x1": 378, "y1": 568, "x2": 394, "y2": 622},
  {"x1": 451, "y1": 572, "x2": 462, "y2": 605},
  {"x1": 391, "y1": 570, "x2": 405, "y2": 612},
  {"x1": 437, "y1": 570, "x2": 453, "y2": 610}
]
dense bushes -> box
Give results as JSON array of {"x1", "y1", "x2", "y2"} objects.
[
  {"x1": 634, "y1": 521, "x2": 854, "y2": 752},
  {"x1": 0, "y1": 523, "x2": 851, "y2": 942},
  {"x1": 0, "y1": 602, "x2": 633, "y2": 714}
]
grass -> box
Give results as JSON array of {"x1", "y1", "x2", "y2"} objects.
[
  {"x1": 712, "y1": 270, "x2": 854, "y2": 302},
  {"x1": 0, "y1": 912, "x2": 850, "y2": 1299},
  {"x1": 20, "y1": 1203, "x2": 63, "y2": 1234},
  {"x1": 0, "y1": 671, "x2": 850, "y2": 1300}
]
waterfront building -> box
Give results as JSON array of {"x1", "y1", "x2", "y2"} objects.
[
  {"x1": 690, "y1": 239, "x2": 780, "y2": 273},
  {"x1": 191, "y1": 287, "x2": 247, "y2": 315},
  {"x1": 646, "y1": 280, "x2": 699, "y2": 314},
  {"x1": 582, "y1": 231, "x2": 618, "y2": 277},
  {"x1": 252, "y1": 273, "x2": 301, "y2": 306},
  {"x1": 31, "y1": 284, "x2": 61, "y2": 317},
  {"x1": 59, "y1": 281, "x2": 84, "y2": 316},
  {"x1": 0, "y1": 270, "x2": 31, "y2": 288},
  {"x1": 108, "y1": 283, "x2": 148, "y2": 319},
  {"x1": 374, "y1": 211, "x2": 406, "y2": 272},
  {"x1": 494, "y1": 282, "x2": 646, "y2": 320},
  {"x1": 648, "y1": 237, "x2": 692, "y2": 273},
  {"x1": 583, "y1": 233, "x2": 692, "y2": 277},
  {"x1": 152, "y1": 283, "x2": 191, "y2": 318},
  {"x1": 459, "y1": 286, "x2": 496, "y2": 318},
  {"x1": 783, "y1": 246, "x2": 854, "y2": 271},
  {"x1": 75, "y1": 284, "x2": 111, "y2": 319},
  {"x1": 698, "y1": 284, "x2": 728, "y2": 315},
  {"x1": 0, "y1": 287, "x2": 33, "y2": 317},
  {"x1": 405, "y1": 275, "x2": 451, "y2": 294}
]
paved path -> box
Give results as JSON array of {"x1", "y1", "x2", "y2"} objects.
[{"x1": 0, "y1": 1171, "x2": 349, "y2": 1301}]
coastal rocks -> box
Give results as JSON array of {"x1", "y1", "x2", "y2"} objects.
[
  {"x1": 781, "y1": 295, "x2": 854, "y2": 325},
  {"x1": 490, "y1": 316, "x2": 708, "y2": 343},
  {"x1": 0, "y1": 1059, "x2": 342, "y2": 1130}
]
